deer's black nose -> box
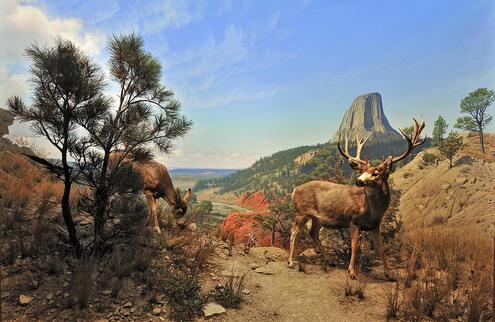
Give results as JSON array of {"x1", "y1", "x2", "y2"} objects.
[{"x1": 355, "y1": 179, "x2": 365, "y2": 187}]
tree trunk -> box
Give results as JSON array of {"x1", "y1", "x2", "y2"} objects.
[
  {"x1": 93, "y1": 148, "x2": 111, "y2": 252},
  {"x1": 479, "y1": 129, "x2": 485, "y2": 153},
  {"x1": 271, "y1": 222, "x2": 276, "y2": 247},
  {"x1": 61, "y1": 180, "x2": 81, "y2": 257}
]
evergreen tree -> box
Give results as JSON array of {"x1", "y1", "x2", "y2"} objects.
[
  {"x1": 8, "y1": 34, "x2": 192, "y2": 253},
  {"x1": 439, "y1": 132, "x2": 463, "y2": 168},
  {"x1": 432, "y1": 116, "x2": 448, "y2": 147},
  {"x1": 7, "y1": 39, "x2": 108, "y2": 257},
  {"x1": 455, "y1": 88, "x2": 494, "y2": 152},
  {"x1": 75, "y1": 34, "x2": 192, "y2": 250}
]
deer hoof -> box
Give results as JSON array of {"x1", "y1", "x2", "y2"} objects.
[
  {"x1": 153, "y1": 227, "x2": 162, "y2": 234},
  {"x1": 288, "y1": 262, "x2": 295, "y2": 269},
  {"x1": 348, "y1": 269, "x2": 357, "y2": 280}
]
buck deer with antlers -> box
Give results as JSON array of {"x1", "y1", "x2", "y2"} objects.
[{"x1": 288, "y1": 118, "x2": 426, "y2": 280}]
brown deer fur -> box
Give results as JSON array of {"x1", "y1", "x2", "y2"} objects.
[
  {"x1": 110, "y1": 152, "x2": 192, "y2": 234},
  {"x1": 288, "y1": 118, "x2": 426, "y2": 280}
]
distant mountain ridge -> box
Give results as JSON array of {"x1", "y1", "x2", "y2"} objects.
[
  {"x1": 170, "y1": 168, "x2": 237, "y2": 177},
  {"x1": 331, "y1": 92, "x2": 402, "y2": 143}
]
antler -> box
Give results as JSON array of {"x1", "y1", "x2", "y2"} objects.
[
  {"x1": 392, "y1": 117, "x2": 427, "y2": 163},
  {"x1": 337, "y1": 131, "x2": 373, "y2": 167}
]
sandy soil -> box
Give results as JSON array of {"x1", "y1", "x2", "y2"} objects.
[{"x1": 204, "y1": 247, "x2": 392, "y2": 322}]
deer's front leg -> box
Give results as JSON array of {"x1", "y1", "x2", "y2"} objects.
[
  {"x1": 371, "y1": 229, "x2": 394, "y2": 280},
  {"x1": 348, "y1": 224, "x2": 359, "y2": 280}
]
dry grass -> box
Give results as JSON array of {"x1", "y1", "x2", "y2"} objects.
[
  {"x1": 390, "y1": 226, "x2": 494, "y2": 321},
  {"x1": 383, "y1": 282, "x2": 400, "y2": 320},
  {"x1": 1, "y1": 177, "x2": 31, "y2": 209},
  {"x1": 461, "y1": 132, "x2": 495, "y2": 163},
  {"x1": 210, "y1": 266, "x2": 248, "y2": 308},
  {"x1": 71, "y1": 255, "x2": 97, "y2": 309}
]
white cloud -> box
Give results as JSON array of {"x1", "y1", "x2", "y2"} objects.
[
  {"x1": 0, "y1": 0, "x2": 105, "y2": 104},
  {"x1": 0, "y1": 0, "x2": 105, "y2": 157},
  {"x1": 0, "y1": 0, "x2": 104, "y2": 64},
  {"x1": 0, "y1": 68, "x2": 26, "y2": 108}
]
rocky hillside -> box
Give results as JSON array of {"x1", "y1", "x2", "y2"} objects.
[
  {"x1": 391, "y1": 133, "x2": 495, "y2": 236},
  {"x1": 0, "y1": 108, "x2": 15, "y2": 147},
  {"x1": 331, "y1": 92, "x2": 402, "y2": 143}
]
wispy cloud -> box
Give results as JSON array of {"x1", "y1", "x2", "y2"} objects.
[
  {"x1": 126, "y1": 0, "x2": 232, "y2": 34},
  {"x1": 164, "y1": 22, "x2": 296, "y2": 109}
]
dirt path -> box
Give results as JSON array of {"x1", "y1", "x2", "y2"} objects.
[
  {"x1": 205, "y1": 247, "x2": 391, "y2": 322},
  {"x1": 210, "y1": 202, "x2": 252, "y2": 214}
]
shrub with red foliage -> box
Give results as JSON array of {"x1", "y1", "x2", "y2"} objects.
[
  {"x1": 236, "y1": 191, "x2": 270, "y2": 211},
  {"x1": 220, "y1": 212, "x2": 284, "y2": 248}
]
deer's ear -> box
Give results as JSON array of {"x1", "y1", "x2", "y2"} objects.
[
  {"x1": 183, "y1": 188, "x2": 192, "y2": 204},
  {"x1": 378, "y1": 156, "x2": 393, "y2": 172}
]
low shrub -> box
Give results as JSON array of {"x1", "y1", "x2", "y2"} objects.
[
  {"x1": 210, "y1": 267, "x2": 247, "y2": 308},
  {"x1": 156, "y1": 268, "x2": 206, "y2": 321},
  {"x1": 422, "y1": 152, "x2": 439, "y2": 166}
]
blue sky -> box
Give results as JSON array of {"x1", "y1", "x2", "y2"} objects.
[{"x1": 2, "y1": 0, "x2": 494, "y2": 168}]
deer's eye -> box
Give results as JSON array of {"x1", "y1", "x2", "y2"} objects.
[{"x1": 371, "y1": 172, "x2": 378, "y2": 177}]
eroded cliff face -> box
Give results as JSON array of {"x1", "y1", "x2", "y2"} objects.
[
  {"x1": 0, "y1": 108, "x2": 14, "y2": 137},
  {"x1": 332, "y1": 93, "x2": 401, "y2": 143},
  {"x1": 0, "y1": 108, "x2": 16, "y2": 148}
]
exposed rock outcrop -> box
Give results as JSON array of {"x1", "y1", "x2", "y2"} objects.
[
  {"x1": 0, "y1": 108, "x2": 14, "y2": 138},
  {"x1": 294, "y1": 150, "x2": 317, "y2": 166},
  {"x1": 331, "y1": 93, "x2": 402, "y2": 143}
]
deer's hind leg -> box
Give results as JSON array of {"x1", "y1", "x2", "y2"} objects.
[
  {"x1": 371, "y1": 228, "x2": 394, "y2": 280},
  {"x1": 288, "y1": 214, "x2": 309, "y2": 268},
  {"x1": 309, "y1": 218, "x2": 327, "y2": 264},
  {"x1": 144, "y1": 191, "x2": 161, "y2": 234}
]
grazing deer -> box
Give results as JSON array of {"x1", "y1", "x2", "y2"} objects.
[
  {"x1": 288, "y1": 118, "x2": 426, "y2": 280},
  {"x1": 110, "y1": 152, "x2": 192, "y2": 234}
]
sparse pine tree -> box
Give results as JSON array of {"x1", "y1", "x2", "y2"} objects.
[
  {"x1": 454, "y1": 88, "x2": 494, "y2": 152},
  {"x1": 402, "y1": 125, "x2": 414, "y2": 138},
  {"x1": 9, "y1": 34, "x2": 192, "y2": 254},
  {"x1": 7, "y1": 39, "x2": 108, "y2": 257},
  {"x1": 432, "y1": 116, "x2": 448, "y2": 147},
  {"x1": 439, "y1": 132, "x2": 463, "y2": 168},
  {"x1": 72, "y1": 33, "x2": 192, "y2": 250}
]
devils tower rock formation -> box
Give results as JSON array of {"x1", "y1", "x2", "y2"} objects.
[{"x1": 332, "y1": 93, "x2": 401, "y2": 143}]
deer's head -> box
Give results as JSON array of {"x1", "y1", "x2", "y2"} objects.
[
  {"x1": 172, "y1": 188, "x2": 192, "y2": 221},
  {"x1": 338, "y1": 117, "x2": 426, "y2": 187}
]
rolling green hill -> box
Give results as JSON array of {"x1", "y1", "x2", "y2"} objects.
[{"x1": 194, "y1": 139, "x2": 429, "y2": 200}]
